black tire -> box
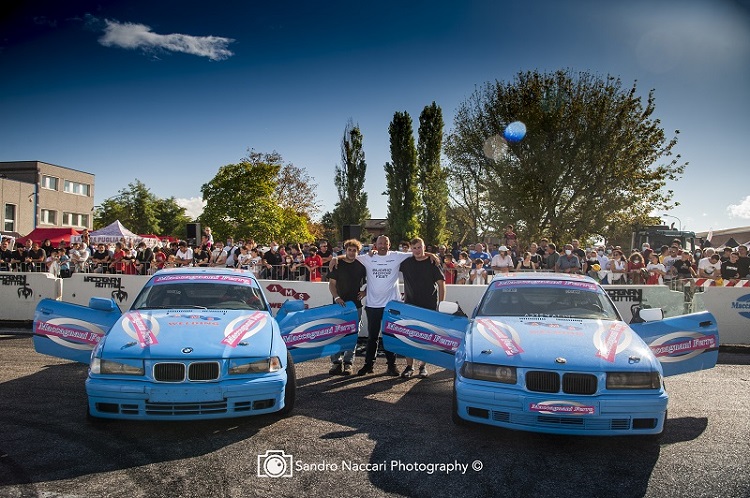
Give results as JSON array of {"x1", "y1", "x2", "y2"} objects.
[{"x1": 278, "y1": 352, "x2": 296, "y2": 416}]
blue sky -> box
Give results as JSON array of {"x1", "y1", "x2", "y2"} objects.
[{"x1": 1, "y1": 0, "x2": 749, "y2": 233}]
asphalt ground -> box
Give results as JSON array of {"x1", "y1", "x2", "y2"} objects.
[{"x1": 0, "y1": 330, "x2": 748, "y2": 498}]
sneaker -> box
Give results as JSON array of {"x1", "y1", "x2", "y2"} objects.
[
  {"x1": 342, "y1": 363, "x2": 353, "y2": 375},
  {"x1": 417, "y1": 365, "x2": 429, "y2": 378},
  {"x1": 357, "y1": 364, "x2": 374, "y2": 376},
  {"x1": 400, "y1": 366, "x2": 414, "y2": 378},
  {"x1": 329, "y1": 363, "x2": 343, "y2": 375},
  {"x1": 385, "y1": 364, "x2": 400, "y2": 377}
]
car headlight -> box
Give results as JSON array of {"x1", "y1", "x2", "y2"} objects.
[
  {"x1": 461, "y1": 362, "x2": 517, "y2": 384},
  {"x1": 228, "y1": 357, "x2": 282, "y2": 375},
  {"x1": 606, "y1": 371, "x2": 661, "y2": 389},
  {"x1": 90, "y1": 358, "x2": 145, "y2": 376}
]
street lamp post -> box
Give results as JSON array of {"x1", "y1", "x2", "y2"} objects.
[{"x1": 662, "y1": 213, "x2": 682, "y2": 232}]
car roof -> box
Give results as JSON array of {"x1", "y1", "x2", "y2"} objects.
[
  {"x1": 150, "y1": 267, "x2": 259, "y2": 282},
  {"x1": 489, "y1": 273, "x2": 599, "y2": 285}
]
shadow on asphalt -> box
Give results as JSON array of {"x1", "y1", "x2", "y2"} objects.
[{"x1": 0, "y1": 349, "x2": 714, "y2": 497}]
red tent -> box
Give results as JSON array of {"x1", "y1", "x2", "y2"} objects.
[{"x1": 16, "y1": 227, "x2": 81, "y2": 246}]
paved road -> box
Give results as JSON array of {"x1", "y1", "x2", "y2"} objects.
[{"x1": 0, "y1": 332, "x2": 748, "y2": 498}]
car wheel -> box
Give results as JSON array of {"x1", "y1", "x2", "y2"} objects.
[
  {"x1": 452, "y1": 376, "x2": 467, "y2": 426},
  {"x1": 278, "y1": 352, "x2": 296, "y2": 416}
]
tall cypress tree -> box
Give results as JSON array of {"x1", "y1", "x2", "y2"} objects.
[
  {"x1": 418, "y1": 102, "x2": 448, "y2": 246},
  {"x1": 384, "y1": 111, "x2": 419, "y2": 245},
  {"x1": 332, "y1": 120, "x2": 370, "y2": 239}
]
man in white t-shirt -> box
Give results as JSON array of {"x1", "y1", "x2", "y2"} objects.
[
  {"x1": 174, "y1": 241, "x2": 194, "y2": 267},
  {"x1": 352, "y1": 236, "x2": 414, "y2": 376},
  {"x1": 698, "y1": 253, "x2": 722, "y2": 281}
]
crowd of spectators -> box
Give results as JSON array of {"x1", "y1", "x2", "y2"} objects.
[{"x1": 2, "y1": 228, "x2": 749, "y2": 289}]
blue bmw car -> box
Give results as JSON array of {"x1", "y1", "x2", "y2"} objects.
[
  {"x1": 382, "y1": 274, "x2": 719, "y2": 436},
  {"x1": 33, "y1": 267, "x2": 358, "y2": 421}
]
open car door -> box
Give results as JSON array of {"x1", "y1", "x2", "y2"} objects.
[
  {"x1": 33, "y1": 297, "x2": 122, "y2": 364},
  {"x1": 381, "y1": 301, "x2": 469, "y2": 370},
  {"x1": 630, "y1": 310, "x2": 719, "y2": 377},
  {"x1": 277, "y1": 300, "x2": 359, "y2": 363}
]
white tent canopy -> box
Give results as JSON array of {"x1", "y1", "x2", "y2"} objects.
[{"x1": 73, "y1": 220, "x2": 140, "y2": 245}]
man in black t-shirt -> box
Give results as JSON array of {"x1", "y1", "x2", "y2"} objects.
[
  {"x1": 720, "y1": 252, "x2": 741, "y2": 280},
  {"x1": 327, "y1": 239, "x2": 367, "y2": 375},
  {"x1": 263, "y1": 242, "x2": 283, "y2": 279},
  {"x1": 737, "y1": 245, "x2": 750, "y2": 278},
  {"x1": 399, "y1": 237, "x2": 445, "y2": 379},
  {"x1": 317, "y1": 240, "x2": 333, "y2": 279}
]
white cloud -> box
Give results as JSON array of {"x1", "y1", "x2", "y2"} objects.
[
  {"x1": 727, "y1": 196, "x2": 750, "y2": 219},
  {"x1": 98, "y1": 19, "x2": 234, "y2": 61},
  {"x1": 176, "y1": 197, "x2": 207, "y2": 220}
]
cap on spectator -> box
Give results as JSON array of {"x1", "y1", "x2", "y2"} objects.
[{"x1": 498, "y1": 245, "x2": 509, "y2": 252}]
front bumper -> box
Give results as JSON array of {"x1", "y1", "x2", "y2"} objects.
[
  {"x1": 85, "y1": 373, "x2": 287, "y2": 420},
  {"x1": 454, "y1": 376, "x2": 668, "y2": 436}
]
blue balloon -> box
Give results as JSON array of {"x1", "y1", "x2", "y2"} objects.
[{"x1": 503, "y1": 121, "x2": 527, "y2": 143}]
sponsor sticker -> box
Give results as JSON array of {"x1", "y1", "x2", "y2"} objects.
[
  {"x1": 593, "y1": 322, "x2": 631, "y2": 362},
  {"x1": 124, "y1": 312, "x2": 159, "y2": 347},
  {"x1": 284, "y1": 320, "x2": 358, "y2": 348},
  {"x1": 648, "y1": 332, "x2": 718, "y2": 362},
  {"x1": 222, "y1": 312, "x2": 267, "y2": 347},
  {"x1": 529, "y1": 401, "x2": 596, "y2": 415},
  {"x1": 384, "y1": 321, "x2": 461, "y2": 351},
  {"x1": 476, "y1": 319, "x2": 524, "y2": 356}
]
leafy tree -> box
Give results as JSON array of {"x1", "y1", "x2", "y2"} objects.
[
  {"x1": 332, "y1": 120, "x2": 371, "y2": 241},
  {"x1": 384, "y1": 111, "x2": 420, "y2": 245},
  {"x1": 93, "y1": 179, "x2": 161, "y2": 234},
  {"x1": 445, "y1": 69, "x2": 685, "y2": 248},
  {"x1": 318, "y1": 211, "x2": 340, "y2": 244},
  {"x1": 200, "y1": 152, "x2": 313, "y2": 243},
  {"x1": 154, "y1": 197, "x2": 192, "y2": 238},
  {"x1": 417, "y1": 102, "x2": 448, "y2": 246}
]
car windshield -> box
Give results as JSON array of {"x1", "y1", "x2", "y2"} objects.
[
  {"x1": 132, "y1": 274, "x2": 267, "y2": 311},
  {"x1": 477, "y1": 279, "x2": 619, "y2": 321}
]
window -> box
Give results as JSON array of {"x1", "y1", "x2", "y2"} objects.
[
  {"x1": 63, "y1": 180, "x2": 91, "y2": 196},
  {"x1": 40, "y1": 209, "x2": 57, "y2": 225},
  {"x1": 41, "y1": 175, "x2": 59, "y2": 190},
  {"x1": 62, "y1": 212, "x2": 89, "y2": 228},
  {"x1": 4, "y1": 204, "x2": 16, "y2": 232}
]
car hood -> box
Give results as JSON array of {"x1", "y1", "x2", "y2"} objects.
[
  {"x1": 466, "y1": 316, "x2": 659, "y2": 372},
  {"x1": 100, "y1": 309, "x2": 276, "y2": 360}
]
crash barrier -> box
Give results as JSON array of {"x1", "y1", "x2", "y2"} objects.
[
  {"x1": 0, "y1": 271, "x2": 748, "y2": 345},
  {"x1": 0, "y1": 272, "x2": 61, "y2": 321}
]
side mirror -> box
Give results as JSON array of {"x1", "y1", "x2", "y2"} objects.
[
  {"x1": 438, "y1": 301, "x2": 459, "y2": 314},
  {"x1": 637, "y1": 307, "x2": 664, "y2": 323},
  {"x1": 276, "y1": 299, "x2": 305, "y2": 322},
  {"x1": 89, "y1": 297, "x2": 119, "y2": 312}
]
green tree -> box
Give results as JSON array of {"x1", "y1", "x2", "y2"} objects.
[
  {"x1": 93, "y1": 179, "x2": 161, "y2": 234},
  {"x1": 154, "y1": 197, "x2": 192, "y2": 238},
  {"x1": 200, "y1": 152, "x2": 312, "y2": 243},
  {"x1": 384, "y1": 111, "x2": 420, "y2": 245},
  {"x1": 417, "y1": 102, "x2": 448, "y2": 246},
  {"x1": 332, "y1": 120, "x2": 371, "y2": 241},
  {"x1": 445, "y1": 69, "x2": 685, "y2": 247}
]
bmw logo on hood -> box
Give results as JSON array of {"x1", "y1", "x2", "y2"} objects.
[{"x1": 182, "y1": 347, "x2": 194, "y2": 354}]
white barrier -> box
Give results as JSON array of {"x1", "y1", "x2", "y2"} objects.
[
  {"x1": 1, "y1": 275, "x2": 747, "y2": 346},
  {"x1": 0, "y1": 272, "x2": 61, "y2": 321},
  {"x1": 693, "y1": 287, "x2": 750, "y2": 344}
]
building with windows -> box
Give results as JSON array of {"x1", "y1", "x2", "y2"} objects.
[{"x1": 0, "y1": 161, "x2": 95, "y2": 235}]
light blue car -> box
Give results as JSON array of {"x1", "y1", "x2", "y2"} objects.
[
  {"x1": 33, "y1": 267, "x2": 358, "y2": 421},
  {"x1": 382, "y1": 274, "x2": 719, "y2": 436}
]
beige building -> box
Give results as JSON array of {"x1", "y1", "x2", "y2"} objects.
[{"x1": 0, "y1": 161, "x2": 95, "y2": 235}]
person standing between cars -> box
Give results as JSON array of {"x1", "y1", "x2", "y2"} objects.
[
  {"x1": 327, "y1": 239, "x2": 367, "y2": 375},
  {"x1": 399, "y1": 237, "x2": 446, "y2": 379}
]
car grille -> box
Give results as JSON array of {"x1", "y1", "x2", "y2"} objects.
[
  {"x1": 526, "y1": 371, "x2": 560, "y2": 393},
  {"x1": 562, "y1": 373, "x2": 598, "y2": 395},
  {"x1": 153, "y1": 362, "x2": 221, "y2": 382},
  {"x1": 526, "y1": 371, "x2": 599, "y2": 395}
]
